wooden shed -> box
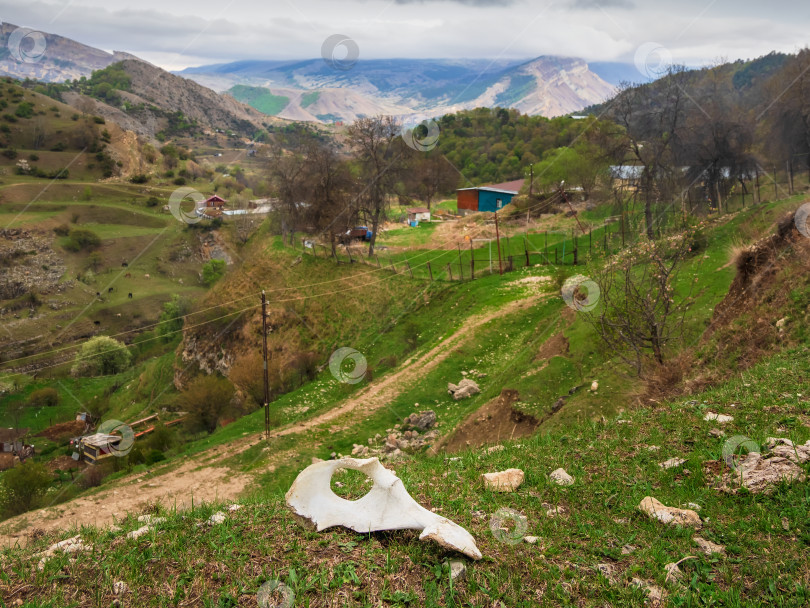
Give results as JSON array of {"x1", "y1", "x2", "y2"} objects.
[
  {"x1": 406, "y1": 207, "x2": 431, "y2": 223},
  {"x1": 456, "y1": 179, "x2": 524, "y2": 214}
]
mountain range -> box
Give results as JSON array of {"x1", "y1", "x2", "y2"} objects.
[
  {"x1": 179, "y1": 56, "x2": 617, "y2": 123},
  {"x1": 0, "y1": 23, "x2": 619, "y2": 126}
]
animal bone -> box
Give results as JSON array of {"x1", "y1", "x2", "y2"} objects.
[{"x1": 285, "y1": 457, "x2": 482, "y2": 560}]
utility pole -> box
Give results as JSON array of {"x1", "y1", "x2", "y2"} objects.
[
  {"x1": 261, "y1": 290, "x2": 270, "y2": 441},
  {"x1": 494, "y1": 212, "x2": 504, "y2": 275}
]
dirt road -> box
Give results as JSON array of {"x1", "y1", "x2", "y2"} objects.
[{"x1": 0, "y1": 294, "x2": 543, "y2": 547}]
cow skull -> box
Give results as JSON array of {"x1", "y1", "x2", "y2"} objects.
[{"x1": 285, "y1": 457, "x2": 482, "y2": 560}]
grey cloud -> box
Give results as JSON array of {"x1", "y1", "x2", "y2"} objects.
[
  {"x1": 393, "y1": 0, "x2": 516, "y2": 5},
  {"x1": 570, "y1": 0, "x2": 634, "y2": 9}
]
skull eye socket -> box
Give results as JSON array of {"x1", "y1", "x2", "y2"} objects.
[{"x1": 330, "y1": 467, "x2": 373, "y2": 501}]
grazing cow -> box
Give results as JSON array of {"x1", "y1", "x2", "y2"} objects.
[
  {"x1": 122, "y1": 262, "x2": 128, "y2": 267},
  {"x1": 144, "y1": 273, "x2": 150, "y2": 279},
  {"x1": 93, "y1": 321, "x2": 100, "y2": 326},
  {"x1": 124, "y1": 272, "x2": 131, "y2": 278},
  {"x1": 115, "y1": 313, "x2": 122, "y2": 317},
  {"x1": 108, "y1": 287, "x2": 114, "y2": 293},
  {"x1": 128, "y1": 293, "x2": 133, "y2": 299},
  {"x1": 95, "y1": 292, "x2": 101, "y2": 296}
]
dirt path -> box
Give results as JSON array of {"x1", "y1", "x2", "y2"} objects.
[{"x1": 0, "y1": 294, "x2": 543, "y2": 547}]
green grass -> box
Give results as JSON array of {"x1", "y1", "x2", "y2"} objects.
[
  {"x1": 3, "y1": 347, "x2": 809, "y2": 606},
  {"x1": 300, "y1": 91, "x2": 320, "y2": 109},
  {"x1": 228, "y1": 85, "x2": 290, "y2": 115}
]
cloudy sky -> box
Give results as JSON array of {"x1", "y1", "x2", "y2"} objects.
[{"x1": 1, "y1": 0, "x2": 808, "y2": 70}]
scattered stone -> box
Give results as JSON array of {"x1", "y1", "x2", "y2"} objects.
[
  {"x1": 638, "y1": 497, "x2": 702, "y2": 528},
  {"x1": 595, "y1": 562, "x2": 616, "y2": 583},
  {"x1": 227, "y1": 504, "x2": 242, "y2": 512},
  {"x1": 765, "y1": 437, "x2": 810, "y2": 463},
  {"x1": 113, "y1": 581, "x2": 129, "y2": 595},
  {"x1": 471, "y1": 509, "x2": 487, "y2": 520},
  {"x1": 590, "y1": 381, "x2": 599, "y2": 392},
  {"x1": 693, "y1": 536, "x2": 725, "y2": 555},
  {"x1": 709, "y1": 428, "x2": 725, "y2": 438},
  {"x1": 208, "y1": 512, "x2": 226, "y2": 525},
  {"x1": 403, "y1": 410, "x2": 437, "y2": 432},
  {"x1": 34, "y1": 535, "x2": 92, "y2": 571},
  {"x1": 621, "y1": 544, "x2": 637, "y2": 555},
  {"x1": 664, "y1": 562, "x2": 684, "y2": 585},
  {"x1": 647, "y1": 445, "x2": 661, "y2": 452},
  {"x1": 126, "y1": 526, "x2": 151, "y2": 540},
  {"x1": 549, "y1": 468, "x2": 574, "y2": 486},
  {"x1": 781, "y1": 517, "x2": 790, "y2": 531},
  {"x1": 776, "y1": 317, "x2": 787, "y2": 329},
  {"x1": 136, "y1": 515, "x2": 165, "y2": 525},
  {"x1": 523, "y1": 535, "x2": 539, "y2": 544},
  {"x1": 485, "y1": 445, "x2": 505, "y2": 454},
  {"x1": 704, "y1": 411, "x2": 734, "y2": 424},
  {"x1": 630, "y1": 578, "x2": 666, "y2": 604},
  {"x1": 683, "y1": 502, "x2": 701, "y2": 511},
  {"x1": 108, "y1": 525, "x2": 122, "y2": 533},
  {"x1": 481, "y1": 468, "x2": 525, "y2": 492},
  {"x1": 448, "y1": 379, "x2": 481, "y2": 400},
  {"x1": 449, "y1": 559, "x2": 467, "y2": 581},
  {"x1": 659, "y1": 457, "x2": 686, "y2": 470},
  {"x1": 721, "y1": 452, "x2": 806, "y2": 493},
  {"x1": 545, "y1": 505, "x2": 566, "y2": 517}
]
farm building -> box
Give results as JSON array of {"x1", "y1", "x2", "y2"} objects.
[
  {"x1": 73, "y1": 433, "x2": 123, "y2": 464},
  {"x1": 456, "y1": 179, "x2": 525, "y2": 214},
  {"x1": 406, "y1": 207, "x2": 431, "y2": 223},
  {"x1": 203, "y1": 195, "x2": 227, "y2": 209},
  {"x1": 0, "y1": 428, "x2": 28, "y2": 453}
]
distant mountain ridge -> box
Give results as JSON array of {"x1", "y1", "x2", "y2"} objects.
[
  {"x1": 180, "y1": 56, "x2": 616, "y2": 122},
  {"x1": 0, "y1": 22, "x2": 136, "y2": 82}
]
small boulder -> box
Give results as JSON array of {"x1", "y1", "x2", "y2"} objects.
[
  {"x1": 523, "y1": 535, "x2": 539, "y2": 545},
  {"x1": 448, "y1": 379, "x2": 481, "y2": 400},
  {"x1": 403, "y1": 410, "x2": 437, "y2": 432},
  {"x1": 704, "y1": 411, "x2": 734, "y2": 424},
  {"x1": 549, "y1": 468, "x2": 574, "y2": 486},
  {"x1": 481, "y1": 468, "x2": 525, "y2": 492},
  {"x1": 590, "y1": 381, "x2": 599, "y2": 392},
  {"x1": 208, "y1": 511, "x2": 226, "y2": 525},
  {"x1": 449, "y1": 559, "x2": 467, "y2": 581},
  {"x1": 113, "y1": 581, "x2": 129, "y2": 595},
  {"x1": 693, "y1": 536, "x2": 725, "y2": 555},
  {"x1": 638, "y1": 496, "x2": 701, "y2": 527},
  {"x1": 659, "y1": 457, "x2": 686, "y2": 470}
]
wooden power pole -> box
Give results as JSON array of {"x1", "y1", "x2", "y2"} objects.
[
  {"x1": 494, "y1": 212, "x2": 504, "y2": 275},
  {"x1": 261, "y1": 290, "x2": 270, "y2": 441}
]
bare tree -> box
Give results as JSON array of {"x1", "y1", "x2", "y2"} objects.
[
  {"x1": 610, "y1": 67, "x2": 690, "y2": 238},
  {"x1": 582, "y1": 230, "x2": 696, "y2": 375},
  {"x1": 404, "y1": 150, "x2": 458, "y2": 210},
  {"x1": 267, "y1": 127, "x2": 312, "y2": 245},
  {"x1": 346, "y1": 116, "x2": 403, "y2": 256},
  {"x1": 231, "y1": 192, "x2": 259, "y2": 244}
]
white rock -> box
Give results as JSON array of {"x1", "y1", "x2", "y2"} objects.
[
  {"x1": 523, "y1": 535, "x2": 540, "y2": 544},
  {"x1": 286, "y1": 457, "x2": 482, "y2": 560},
  {"x1": 659, "y1": 457, "x2": 686, "y2": 470},
  {"x1": 485, "y1": 445, "x2": 505, "y2": 454},
  {"x1": 227, "y1": 504, "x2": 242, "y2": 512},
  {"x1": 449, "y1": 559, "x2": 467, "y2": 581},
  {"x1": 545, "y1": 505, "x2": 566, "y2": 517},
  {"x1": 208, "y1": 512, "x2": 226, "y2": 525},
  {"x1": 638, "y1": 496, "x2": 701, "y2": 527},
  {"x1": 549, "y1": 468, "x2": 574, "y2": 486},
  {"x1": 590, "y1": 381, "x2": 599, "y2": 392},
  {"x1": 693, "y1": 536, "x2": 725, "y2": 555},
  {"x1": 704, "y1": 412, "x2": 734, "y2": 424},
  {"x1": 113, "y1": 581, "x2": 129, "y2": 595},
  {"x1": 136, "y1": 515, "x2": 165, "y2": 525},
  {"x1": 126, "y1": 526, "x2": 151, "y2": 539},
  {"x1": 481, "y1": 469, "x2": 524, "y2": 492}
]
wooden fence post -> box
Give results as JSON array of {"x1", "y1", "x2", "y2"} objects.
[
  {"x1": 406, "y1": 260, "x2": 413, "y2": 278},
  {"x1": 447, "y1": 264, "x2": 453, "y2": 281},
  {"x1": 427, "y1": 261, "x2": 433, "y2": 281},
  {"x1": 375, "y1": 255, "x2": 381, "y2": 268},
  {"x1": 524, "y1": 237, "x2": 530, "y2": 267}
]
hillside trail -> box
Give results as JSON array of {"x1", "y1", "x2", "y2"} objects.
[{"x1": 0, "y1": 292, "x2": 544, "y2": 548}]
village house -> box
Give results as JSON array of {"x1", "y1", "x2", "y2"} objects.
[{"x1": 456, "y1": 179, "x2": 525, "y2": 215}]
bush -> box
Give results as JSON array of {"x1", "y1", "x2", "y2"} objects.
[
  {"x1": 28, "y1": 387, "x2": 59, "y2": 407},
  {"x1": 2, "y1": 148, "x2": 17, "y2": 159},
  {"x1": 146, "y1": 196, "x2": 160, "y2": 207},
  {"x1": 50, "y1": 142, "x2": 65, "y2": 151},
  {"x1": 28, "y1": 153, "x2": 39, "y2": 161},
  {"x1": 157, "y1": 294, "x2": 190, "y2": 341},
  {"x1": 179, "y1": 375, "x2": 235, "y2": 434},
  {"x1": 53, "y1": 224, "x2": 70, "y2": 236},
  {"x1": 0, "y1": 461, "x2": 52, "y2": 516},
  {"x1": 14, "y1": 102, "x2": 34, "y2": 119},
  {"x1": 172, "y1": 176, "x2": 187, "y2": 186},
  {"x1": 129, "y1": 173, "x2": 149, "y2": 184},
  {"x1": 71, "y1": 336, "x2": 132, "y2": 377},
  {"x1": 63, "y1": 228, "x2": 101, "y2": 252},
  {"x1": 92, "y1": 116, "x2": 105, "y2": 124},
  {"x1": 201, "y1": 259, "x2": 226, "y2": 286}
]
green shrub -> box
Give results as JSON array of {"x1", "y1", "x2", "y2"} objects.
[
  {"x1": 71, "y1": 336, "x2": 132, "y2": 377},
  {"x1": 28, "y1": 387, "x2": 59, "y2": 407},
  {"x1": 14, "y1": 102, "x2": 34, "y2": 119},
  {"x1": 129, "y1": 173, "x2": 149, "y2": 184},
  {"x1": 201, "y1": 259, "x2": 226, "y2": 286},
  {"x1": 52, "y1": 224, "x2": 70, "y2": 236},
  {"x1": 63, "y1": 228, "x2": 101, "y2": 252},
  {"x1": 0, "y1": 461, "x2": 52, "y2": 516},
  {"x1": 146, "y1": 196, "x2": 160, "y2": 207}
]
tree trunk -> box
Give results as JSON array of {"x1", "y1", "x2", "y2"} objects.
[
  {"x1": 368, "y1": 208, "x2": 382, "y2": 257},
  {"x1": 644, "y1": 196, "x2": 654, "y2": 240}
]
